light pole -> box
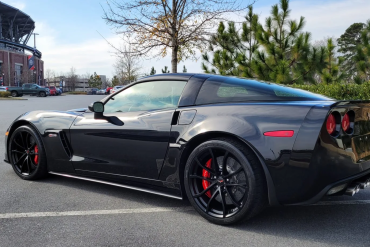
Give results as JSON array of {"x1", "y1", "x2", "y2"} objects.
[
  {"x1": 1, "y1": 72, "x2": 4, "y2": 86},
  {"x1": 33, "y1": 33, "x2": 39, "y2": 49}
]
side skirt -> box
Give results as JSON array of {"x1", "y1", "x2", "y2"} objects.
[{"x1": 49, "y1": 171, "x2": 183, "y2": 200}]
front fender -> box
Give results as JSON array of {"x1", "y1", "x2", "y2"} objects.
[{"x1": 5, "y1": 111, "x2": 82, "y2": 173}]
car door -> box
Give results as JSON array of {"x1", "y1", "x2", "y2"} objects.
[
  {"x1": 69, "y1": 80, "x2": 187, "y2": 180},
  {"x1": 23, "y1": 84, "x2": 31, "y2": 94}
]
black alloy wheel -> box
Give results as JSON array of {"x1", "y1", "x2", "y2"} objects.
[
  {"x1": 184, "y1": 138, "x2": 267, "y2": 225},
  {"x1": 11, "y1": 91, "x2": 18, "y2": 97},
  {"x1": 8, "y1": 125, "x2": 48, "y2": 180},
  {"x1": 39, "y1": 91, "x2": 46, "y2": 97}
]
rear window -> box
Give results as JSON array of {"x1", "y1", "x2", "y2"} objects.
[
  {"x1": 195, "y1": 77, "x2": 331, "y2": 105},
  {"x1": 50, "y1": 86, "x2": 56, "y2": 89}
]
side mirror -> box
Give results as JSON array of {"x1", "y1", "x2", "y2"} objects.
[
  {"x1": 92, "y1": 102, "x2": 104, "y2": 113},
  {"x1": 90, "y1": 101, "x2": 124, "y2": 126}
]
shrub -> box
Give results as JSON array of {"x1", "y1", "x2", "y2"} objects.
[
  {"x1": 291, "y1": 82, "x2": 370, "y2": 100},
  {"x1": 0, "y1": 91, "x2": 11, "y2": 98}
]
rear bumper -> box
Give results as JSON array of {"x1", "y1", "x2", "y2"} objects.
[{"x1": 289, "y1": 167, "x2": 370, "y2": 205}]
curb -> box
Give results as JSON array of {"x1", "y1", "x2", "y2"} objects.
[{"x1": 0, "y1": 97, "x2": 28, "y2": 100}]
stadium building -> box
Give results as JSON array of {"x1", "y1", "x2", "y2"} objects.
[{"x1": 0, "y1": 1, "x2": 44, "y2": 86}]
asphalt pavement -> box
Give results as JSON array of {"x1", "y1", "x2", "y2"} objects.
[{"x1": 1, "y1": 95, "x2": 370, "y2": 247}]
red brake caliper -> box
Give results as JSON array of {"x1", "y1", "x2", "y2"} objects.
[
  {"x1": 202, "y1": 159, "x2": 212, "y2": 197},
  {"x1": 34, "y1": 145, "x2": 39, "y2": 165}
]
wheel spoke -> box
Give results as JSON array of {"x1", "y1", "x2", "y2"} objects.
[
  {"x1": 19, "y1": 156, "x2": 27, "y2": 173},
  {"x1": 219, "y1": 187, "x2": 227, "y2": 218},
  {"x1": 13, "y1": 138, "x2": 24, "y2": 150},
  {"x1": 14, "y1": 153, "x2": 26, "y2": 168},
  {"x1": 193, "y1": 181, "x2": 218, "y2": 198},
  {"x1": 194, "y1": 157, "x2": 215, "y2": 175},
  {"x1": 29, "y1": 155, "x2": 38, "y2": 169},
  {"x1": 29, "y1": 142, "x2": 36, "y2": 150},
  {"x1": 189, "y1": 175, "x2": 212, "y2": 182},
  {"x1": 19, "y1": 132, "x2": 26, "y2": 150},
  {"x1": 221, "y1": 151, "x2": 229, "y2": 175},
  {"x1": 223, "y1": 167, "x2": 243, "y2": 179},
  {"x1": 11, "y1": 150, "x2": 25, "y2": 155},
  {"x1": 206, "y1": 189, "x2": 219, "y2": 213},
  {"x1": 26, "y1": 156, "x2": 31, "y2": 174},
  {"x1": 225, "y1": 186, "x2": 241, "y2": 208},
  {"x1": 25, "y1": 132, "x2": 31, "y2": 149},
  {"x1": 208, "y1": 148, "x2": 218, "y2": 173}
]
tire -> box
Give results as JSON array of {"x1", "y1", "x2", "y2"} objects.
[
  {"x1": 8, "y1": 125, "x2": 48, "y2": 180},
  {"x1": 184, "y1": 138, "x2": 267, "y2": 225},
  {"x1": 11, "y1": 91, "x2": 18, "y2": 97},
  {"x1": 39, "y1": 91, "x2": 46, "y2": 97}
]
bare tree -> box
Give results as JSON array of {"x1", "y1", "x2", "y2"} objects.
[
  {"x1": 45, "y1": 69, "x2": 55, "y2": 85},
  {"x1": 114, "y1": 43, "x2": 141, "y2": 85},
  {"x1": 102, "y1": 0, "x2": 254, "y2": 73},
  {"x1": 66, "y1": 67, "x2": 79, "y2": 91}
]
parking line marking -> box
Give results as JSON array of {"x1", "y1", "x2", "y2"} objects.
[{"x1": 0, "y1": 207, "x2": 194, "y2": 219}]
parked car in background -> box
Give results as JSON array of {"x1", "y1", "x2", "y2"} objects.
[
  {"x1": 87, "y1": 88, "x2": 98, "y2": 95},
  {"x1": 41, "y1": 87, "x2": 51, "y2": 96},
  {"x1": 106, "y1": 87, "x2": 112, "y2": 95},
  {"x1": 0, "y1": 86, "x2": 7, "y2": 91},
  {"x1": 97, "y1": 89, "x2": 106, "y2": 95},
  {"x1": 46, "y1": 86, "x2": 57, "y2": 96},
  {"x1": 111, "y1": 85, "x2": 124, "y2": 94},
  {"x1": 7, "y1": 84, "x2": 48, "y2": 97},
  {"x1": 56, "y1": 88, "x2": 62, "y2": 95}
]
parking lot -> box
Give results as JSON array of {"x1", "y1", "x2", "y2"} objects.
[{"x1": 1, "y1": 95, "x2": 370, "y2": 246}]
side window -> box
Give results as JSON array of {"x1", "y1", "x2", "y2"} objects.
[
  {"x1": 104, "y1": 80, "x2": 187, "y2": 113},
  {"x1": 24, "y1": 84, "x2": 31, "y2": 89},
  {"x1": 31, "y1": 85, "x2": 38, "y2": 89},
  {"x1": 196, "y1": 78, "x2": 274, "y2": 105}
]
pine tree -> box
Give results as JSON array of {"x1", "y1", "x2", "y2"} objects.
[
  {"x1": 88, "y1": 72, "x2": 102, "y2": 88},
  {"x1": 321, "y1": 38, "x2": 344, "y2": 84},
  {"x1": 337, "y1": 23, "x2": 365, "y2": 81},
  {"x1": 202, "y1": 21, "x2": 243, "y2": 75},
  {"x1": 252, "y1": 0, "x2": 325, "y2": 84},
  {"x1": 237, "y1": 6, "x2": 260, "y2": 78},
  {"x1": 111, "y1": 75, "x2": 120, "y2": 86},
  {"x1": 183, "y1": 65, "x2": 187, "y2": 73},
  {"x1": 162, "y1": 66, "x2": 170, "y2": 73},
  {"x1": 354, "y1": 21, "x2": 370, "y2": 84},
  {"x1": 150, "y1": 67, "x2": 156, "y2": 75}
]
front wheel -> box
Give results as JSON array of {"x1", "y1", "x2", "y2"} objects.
[
  {"x1": 39, "y1": 91, "x2": 46, "y2": 97},
  {"x1": 8, "y1": 125, "x2": 48, "y2": 180},
  {"x1": 184, "y1": 138, "x2": 267, "y2": 225}
]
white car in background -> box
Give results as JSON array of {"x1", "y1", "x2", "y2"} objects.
[
  {"x1": 110, "y1": 85, "x2": 125, "y2": 94},
  {"x1": 0, "y1": 86, "x2": 7, "y2": 91}
]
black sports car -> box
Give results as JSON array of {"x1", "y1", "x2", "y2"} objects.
[{"x1": 4, "y1": 74, "x2": 370, "y2": 225}]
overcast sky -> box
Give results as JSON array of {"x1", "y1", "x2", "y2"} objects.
[{"x1": 8, "y1": 0, "x2": 370, "y2": 79}]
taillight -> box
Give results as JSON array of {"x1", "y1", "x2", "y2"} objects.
[
  {"x1": 326, "y1": 113, "x2": 336, "y2": 135},
  {"x1": 5, "y1": 87, "x2": 8, "y2": 90},
  {"x1": 342, "y1": 113, "x2": 350, "y2": 132}
]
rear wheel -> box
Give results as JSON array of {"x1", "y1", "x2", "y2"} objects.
[
  {"x1": 184, "y1": 138, "x2": 267, "y2": 225},
  {"x1": 11, "y1": 91, "x2": 18, "y2": 97},
  {"x1": 8, "y1": 125, "x2": 48, "y2": 180}
]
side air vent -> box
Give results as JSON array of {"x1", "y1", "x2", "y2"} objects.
[{"x1": 59, "y1": 131, "x2": 73, "y2": 158}]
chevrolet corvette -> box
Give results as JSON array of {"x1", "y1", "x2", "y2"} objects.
[{"x1": 4, "y1": 73, "x2": 370, "y2": 225}]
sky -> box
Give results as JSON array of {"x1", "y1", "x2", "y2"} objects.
[{"x1": 6, "y1": 0, "x2": 370, "y2": 79}]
